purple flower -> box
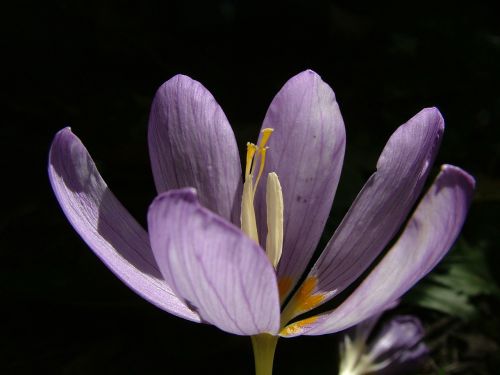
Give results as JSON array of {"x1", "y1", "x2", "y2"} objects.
[
  {"x1": 339, "y1": 314, "x2": 428, "y2": 375},
  {"x1": 49, "y1": 70, "x2": 474, "y2": 339}
]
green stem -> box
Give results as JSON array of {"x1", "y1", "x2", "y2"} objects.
[{"x1": 251, "y1": 334, "x2": 279, "y2": 375}]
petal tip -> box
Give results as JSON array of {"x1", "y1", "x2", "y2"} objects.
[
  {"x1": 52, "y1": 127, "x2": 75, "y2": 144},
  {"x1": 170, "y1": 73, "x2": 195, "y2": 84},
  {"x1": 284, "y1": 69, "x2": 336, "y2": 102},
  {"x1": 304, "y1": 68, "x2": 319, "y2": 77},
  {"x1": 440, "y1": 164, "x2": 476, "y2": 189},
  {"x1": 288, "y1": 69, "x2": 323, "y2": 86},
  {"x1": 153, "y1": 188, "x2": 199, "y2": 206},
  {"x1": 422, "y1": 106, "x2": 445, "y2": 131},
  {"x1": 49, "y1": 127, "x2": 79, "y2": 167},
  {"x1": 59, "y1": 126, "x2": 72, "y2": 134},
  {"x1": 48, "y1": 128, "x2": 98, "y2": 194},
  {"x1": 155, "y1": 74, "x2": 198, "y2": 97}
]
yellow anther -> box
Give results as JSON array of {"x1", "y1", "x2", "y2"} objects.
[
  {"x1": 240, "y1": 128, "x2": 283, "y2": 266},
  {"x1": 245, "y1": 143, "x2": 257, "y2": 178},
  {"x1": 259, "y1": 128, "x2": 274, "y2": 149}
]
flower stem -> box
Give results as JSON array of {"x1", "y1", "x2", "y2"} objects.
[{"x1": 251, "y1": 334, "x2": 279, "y2": 375}]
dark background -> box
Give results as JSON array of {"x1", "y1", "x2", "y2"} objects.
[{"x1": 3, "y1": 1, "x2": 499, "y2": 374}]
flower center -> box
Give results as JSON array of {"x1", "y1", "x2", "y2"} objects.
[{"x1": 240, "y1": 128, "x2": 284, "y2": 269}]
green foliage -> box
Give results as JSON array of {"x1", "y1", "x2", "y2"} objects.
[{"x1": 406, "y1": 240, "x2": 500, "y2": 319}]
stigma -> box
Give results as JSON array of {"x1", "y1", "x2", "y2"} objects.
[{"x1": 240, "y1": 128, "x2": 283, "y2": 269}]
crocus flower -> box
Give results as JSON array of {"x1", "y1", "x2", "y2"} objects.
[
  {"x1": 338, "y1": 314, "x2": 428, "y2": 375},
  {"x1": 49, "y1": 70, "x2": 474, "y2": 374}
]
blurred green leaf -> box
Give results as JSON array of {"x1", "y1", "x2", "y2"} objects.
[
  {"x1": 406, "y1": 240, "x2": 499, "y2": 319},
  {"x1": 407, "y1": 283, "x2": 476, "y2": 319}
]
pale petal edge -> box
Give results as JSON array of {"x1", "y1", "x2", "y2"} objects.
[{"x1": 48, "y1": 127, "x2": 200, "y2": 322}]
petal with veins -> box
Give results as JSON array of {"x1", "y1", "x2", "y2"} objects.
[
  {"x1": 148, "y1": 189, "x2": 281, "y2": 336},
  {"x1": 48, "y1": 128, "x2": 200, "y2": 322},
  {"x1": 283, "y1": 165, "x2": 474, "y2": 336},
  {"x1": 308, "y1": 108, "x2": 444, "y2": 308},
  {"x1": 148, "y1": 74, "x2": 242, "y2": 224},
  {"x1": 256, "y1": 70, "x2": 346, "y2": 297}
]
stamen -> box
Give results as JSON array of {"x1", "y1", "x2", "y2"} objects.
[
  {"x1": 253, "y1": 147, "x2": 268, "y2": 195},
  {"x1": 265, "y1": 172, "x2": 283, "y2": 268},
  {"x1": 241, "y1": 176, "x2": 259, "y2": 243},
  {"x1": 260, "y1": 128, "x2": 274, "y2": 148},
  {"x1": 249, "y1": 128, "x2": 273, "y2": 187},
  {"x1": 245, "y1": 143, "x2": 257, "y2": 178},
  {"x1": 240, "y1": 127, "x2": 278, "y2": 252}
]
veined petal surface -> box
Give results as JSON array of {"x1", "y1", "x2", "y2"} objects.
[
  {"x1": 309, "y1": 108, "x2": 444, "y2": 302},
  {"x1": 284, "y1": 165, "x2": 474, "y2": 336},
  {"x1": 148, "y1": 74, "x2": 242, "y2": 224},
  {"x1": 257, "y1": 70, "x2": 346, "y2": 295},
  {"x1": 48, "y1": 128, "x2": 200, "y2": 322},
  {"x1": 148, "y1": 189, "x2": 281, "y2": 336}
]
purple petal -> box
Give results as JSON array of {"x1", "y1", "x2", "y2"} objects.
[
  {"x1": 309, "y1": 108, "x2": 444, "y2": 303},
  {"x1": 148, "y1": 189, "x2": 281, "y2": 335},
  {"x1": 48, "y1": 128, "x2": 200, "y2": 322},
  {"x1": 370, "y1": 316, "x2": 429, "y2": 375},
  {"x1": 285, "y1": 165, "x2": 474, "y2": 336},
  {"x1": 148, "y1": 74, "x2": 242, "y2": 224},
  {"x1": 256, "y1": 70, "x2": 346, "y2": 296},
  {"x1": 369, "y1": 315, "x2": 425, "y2": 361}
]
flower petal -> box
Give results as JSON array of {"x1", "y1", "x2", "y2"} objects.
[
  {"x1": 148, "y1": 189, "x2": 281, "y2": 336},
  {"x1": 283, "y1": 165, "x2": 474, "y2": 336},
  {"x1": 309, "y1": 108, "x2": 444, "y2": 303},
  {"x1": 369, "y1": 315, "x2": 425, "y2": 362},
  {"x1": 148, "y1": 74, "x2": 242, "y2": 224},
  {"x1": 48, "y1": 128, "x2": 200, "y2": 322},
  {"x1": 256, "y1": 70, "x2": 346, "y2": 295}
]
